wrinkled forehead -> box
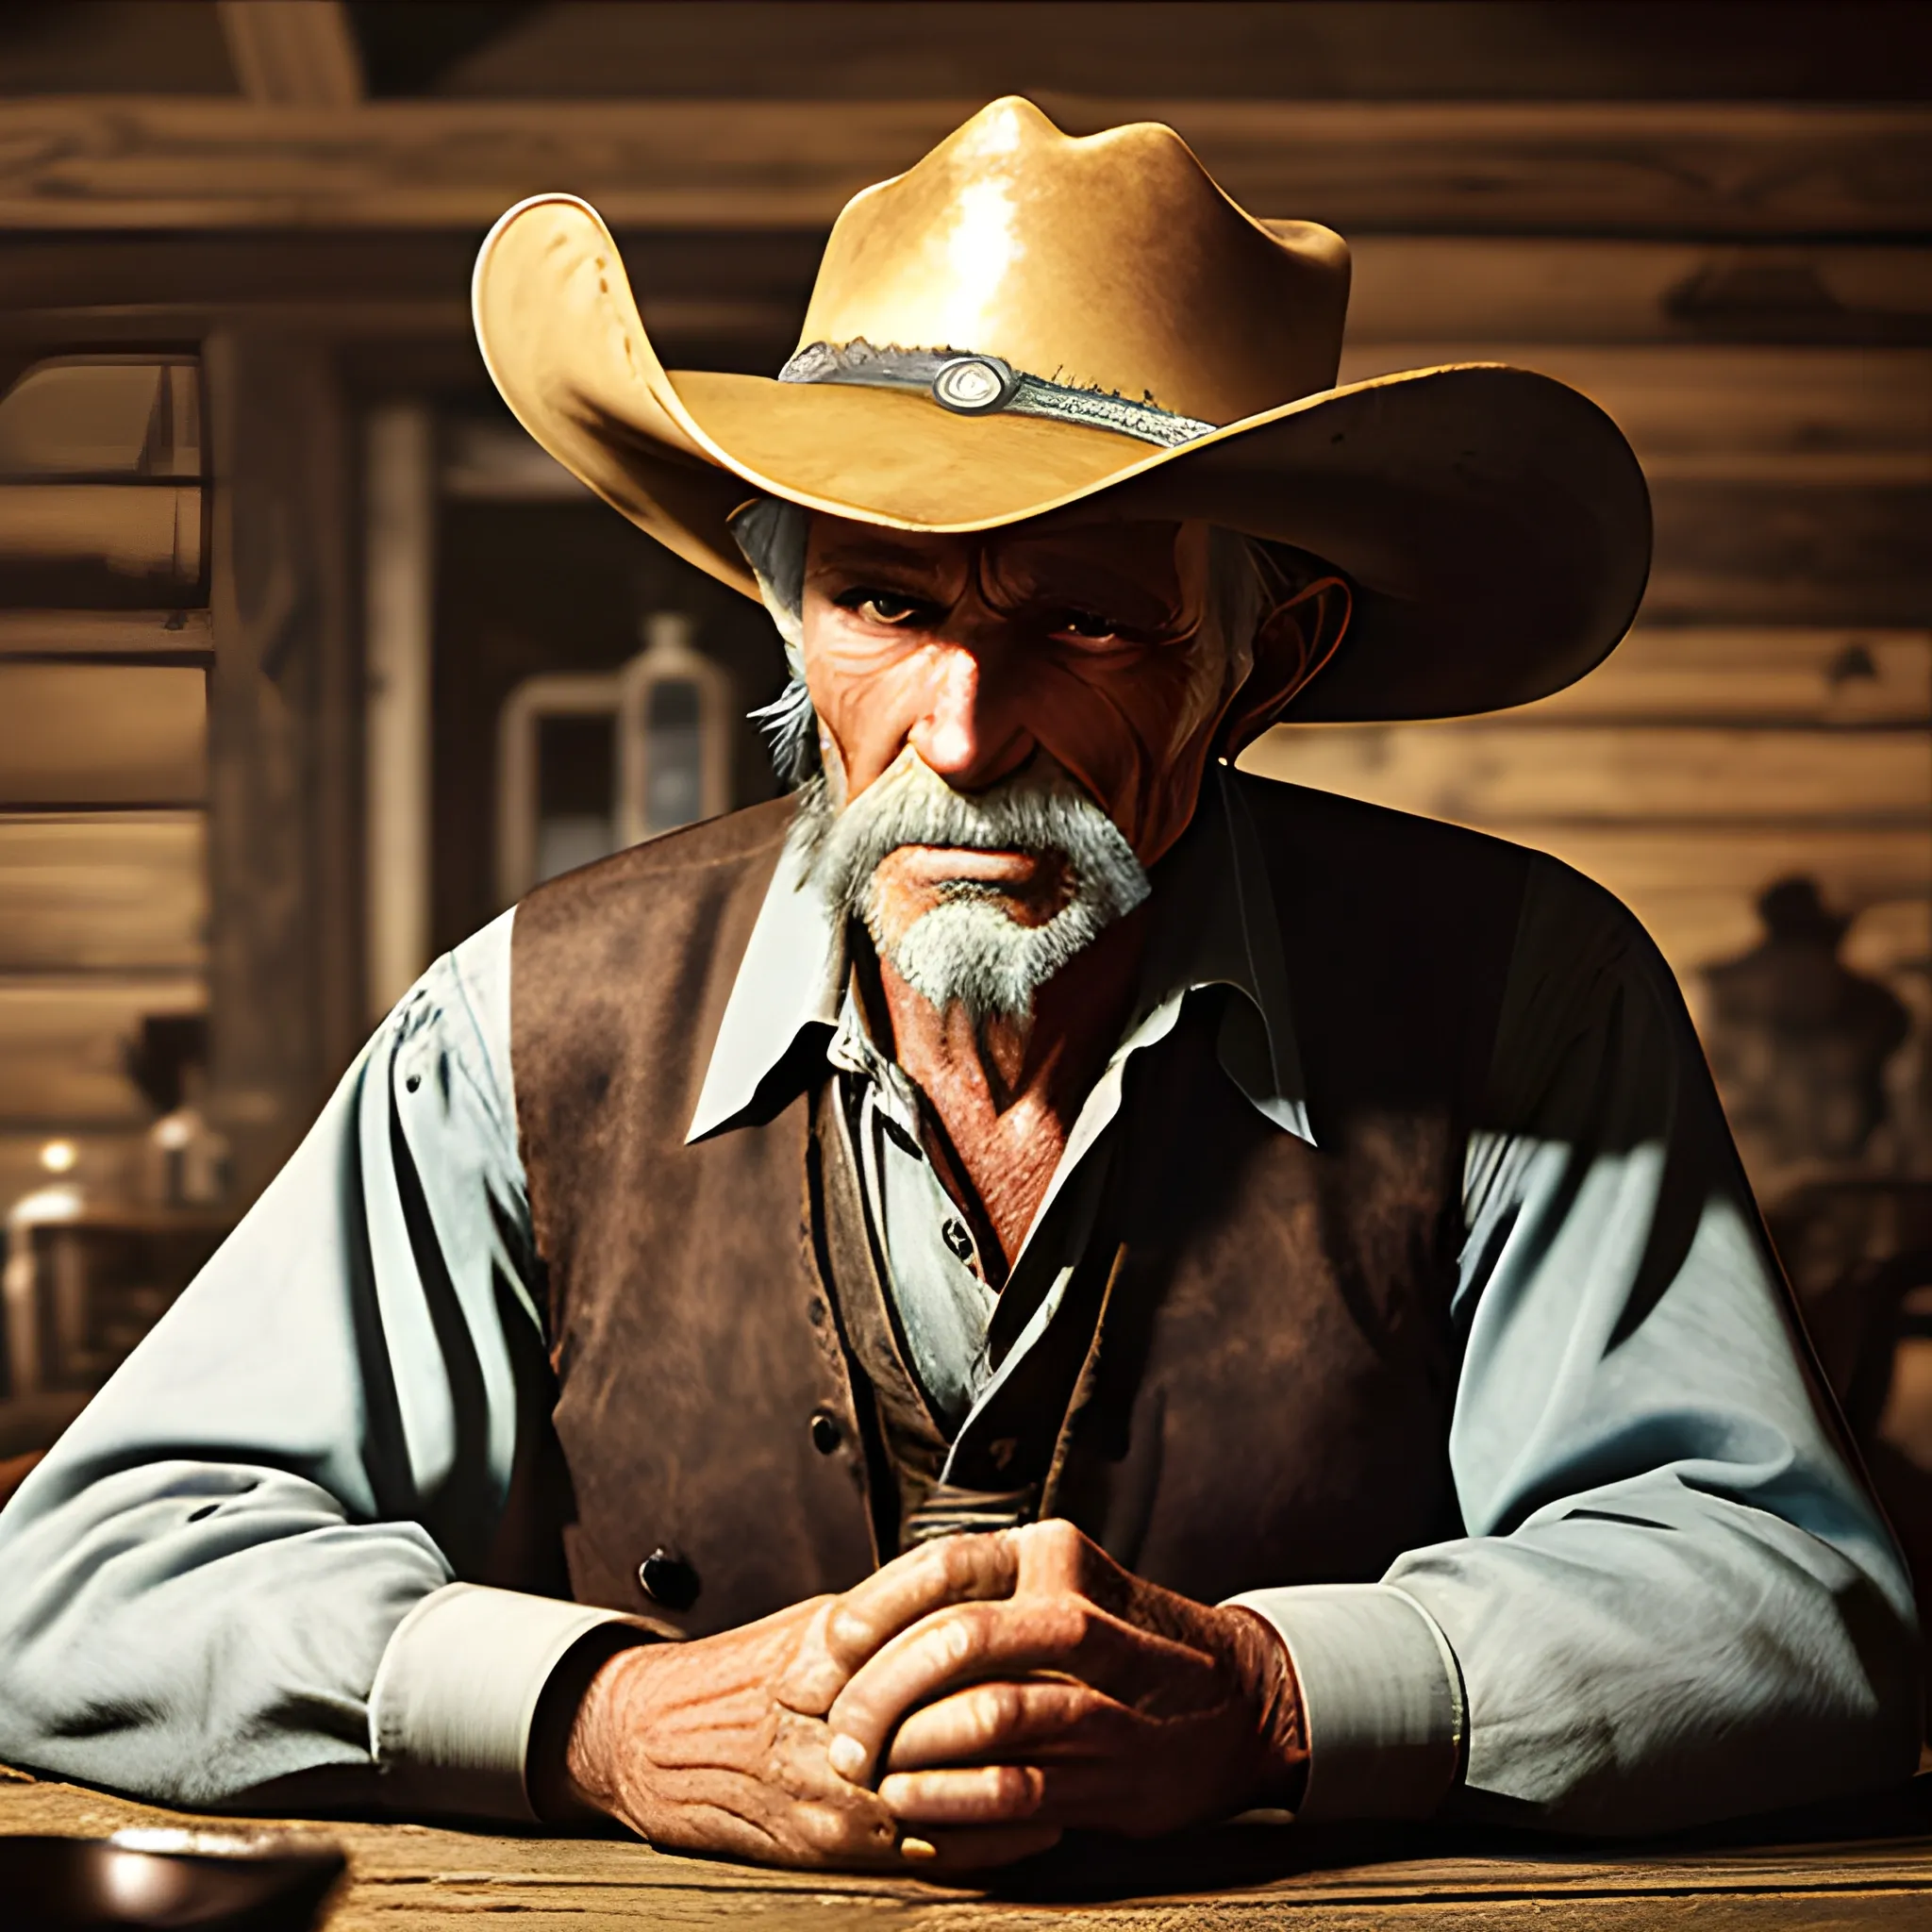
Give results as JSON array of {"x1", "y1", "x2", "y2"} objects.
[{"x1": 804, "y1": 511, "x2": 1208, "y2": 619}]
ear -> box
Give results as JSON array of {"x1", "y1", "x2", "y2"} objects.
[{"x1": 1214, "y1": 575, "x2": 1353, "y2": 759}]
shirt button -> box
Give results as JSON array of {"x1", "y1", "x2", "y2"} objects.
[
  {"x1": 637, "y1": 1546, "x2": 700, "y2": 1611},
  {"x1": 809, "y1": 1410, "x2": 842, "y2": 1455},
  {"x1": 941, "y1": 1218, "x2": 974, "y2": 1261}
]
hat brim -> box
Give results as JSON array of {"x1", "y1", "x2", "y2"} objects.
[{"x1": 475, "y1": 194, "x2": 1651, "y2": 724}]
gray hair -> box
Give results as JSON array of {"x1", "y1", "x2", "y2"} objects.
[
  {"x1": 815, "y1": 747, "x2": 1151, "y2": 1024},
  {"x1": 731, "y1": 499, "x2": 1280, "y2": 789}
]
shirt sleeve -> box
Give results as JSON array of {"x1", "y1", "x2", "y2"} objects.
[
  {"x1": 1223, "y1": 1579, "x2": 1466, "y2": 1820},
  {"x1": 1387, "y1": 854, "x2": 1921, "y2": 1833},
  {"x1": 0, "y1": 911, "x2": 636, "y2": 1818},
  {"x1": 1233, "y1": 855, "x2": 1921, "y2": 1832}
]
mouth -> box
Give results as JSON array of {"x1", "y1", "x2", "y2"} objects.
[
  {"x1": 893, "y1": 845, "x2": 1045, "y2": 889},
  {"x1": 870, "y1": 843, "x2": 1075, "y2": 932}
]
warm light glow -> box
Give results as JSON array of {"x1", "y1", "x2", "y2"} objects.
[
  {"x1": 942, "y1": 177, "x2": 1024, "y2": 348},
  {"x1": 39, "y1": 1139, "x2": 77, "y2": 1174}
]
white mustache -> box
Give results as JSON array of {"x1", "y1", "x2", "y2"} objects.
[
  {"x1": 809, "y1": 750, "x2": 1151, "y2": 1023},
  {"x1": 816, "y1": 750, "x2": 1144, "y2": 915}
]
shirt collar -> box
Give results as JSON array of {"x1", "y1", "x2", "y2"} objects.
[{"x1": 685, "y1": 765, "x2": 1313, "y2": 1146}]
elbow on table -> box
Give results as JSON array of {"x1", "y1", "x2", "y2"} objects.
[{"x1": 1446, "y1": 1566, "x2": 1925, "y2": 1839}]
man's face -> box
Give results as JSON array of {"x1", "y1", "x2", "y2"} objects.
[
  {"x1": 795, "y1": 510, "x2": 1251, "y2": 1024},
  {"x1": 801, "y1": 510, "x2": 1238, "y2": 915}
]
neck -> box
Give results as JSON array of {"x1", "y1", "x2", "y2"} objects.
[{"x1": 866, "y1": 904, "x2": 1149, "y2": 1277}]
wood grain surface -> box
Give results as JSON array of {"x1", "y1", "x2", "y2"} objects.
[
  {"x1": 0, "y1": 99, "x2": 1925, "y2": 236},
  {"x1": 6, "y1": 1766, "x2": 1932, "y2": 1928},
  {"x1": 0, "y1": 664, "x2": 206, "y2": 810},
  {"x1": 0, "y1": 608, "x2": 214, "y2": 663},
  {"x1": 0, "y1": 812, "x2": 206, "y2": 974},
  {"x1": 1498, "y1": 631, "x2": 1932, "y2": 728},
  {"x1": 1245, "y1": 723, "x2": 1931, "y2": 825},
  {"x1": 0, "y1": 974, "x2": 204, "y2": 1127}
]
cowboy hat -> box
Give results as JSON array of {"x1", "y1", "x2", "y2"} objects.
[{"x1": 472, "y1": 96, "x2": 1650, "y2": 723}]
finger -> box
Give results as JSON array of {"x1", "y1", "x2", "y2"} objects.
[
  {"x1": 1005, "y1": 1517, "x2": 1121, "y2": 1605},
  {"x1": 877, "y1": 1763, "x2": 1047, "y2": 1827},
  {"x1": 884, "y1": 1678, "x2": 1129, "y2": 1772},
  {"x1": 1008, "y1": 1520, "x2": 1215, "y2": 1649},
  {"x1": 827, "y1": 1597, "x2": 1166, "y2": 1783},
  {"x1": 880, "y1": 1760, "x2": 1144, "y2": 1834},
  {"x1": 823, "y1": 1533, "x2": 1020, "y2": 1672}
]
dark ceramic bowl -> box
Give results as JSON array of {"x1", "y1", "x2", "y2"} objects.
[{"x1": 0, "y1": 1828, "x2": 345, "y2": 1931}]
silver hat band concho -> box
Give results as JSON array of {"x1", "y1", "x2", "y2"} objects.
[{"x1": 777, "y1": 340, "x2": 1217, "y2": 450}]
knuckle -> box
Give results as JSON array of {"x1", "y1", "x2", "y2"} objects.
[
  {"x1": 1050, "y1": 1598, "x2": 1093, "y2": 1649},
  {"x1": 951, "y1": 1602, "x2": 997, "y2": 1659},
  {"x1": 974, "y1": 1680, "x2": 1024, "y2": 1743},
  {"x1": 938, "y1": 1536, "x2": 981, "y2": 1592},
  {"x1": 1024, "y1": 1517, "x2": 1092, "y2": 1591}
]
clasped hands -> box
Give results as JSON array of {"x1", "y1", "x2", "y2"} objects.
[{"x1": 559, "y1": 1517, "x2": 1307, "y2": 1871}]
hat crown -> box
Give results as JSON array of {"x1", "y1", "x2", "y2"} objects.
[{"x1": 800, "y1": 98, "x2": 1349, "y2": 429}]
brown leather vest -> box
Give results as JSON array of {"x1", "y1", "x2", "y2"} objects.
[{"x1": 511, "y1": 774, "x2": 1529, "y2": 1635}]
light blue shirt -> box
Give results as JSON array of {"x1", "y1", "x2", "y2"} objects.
[{"x1": 0, "y1": 774, "x2": 1919, "y2": 1832}]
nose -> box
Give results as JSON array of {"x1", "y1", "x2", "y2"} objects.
[{"x1": 908, "y1": 632, "x2": 1035, "y2": 792}]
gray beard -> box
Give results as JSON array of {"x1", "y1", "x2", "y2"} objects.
[{"x1": 802, "y1": 752, "x2": 1151, "y2": 1024}]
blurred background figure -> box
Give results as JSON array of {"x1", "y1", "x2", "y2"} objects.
[
  {"x1": 0, "y1": 0, "x2": 1927, "y2": 1587},
  {"x1": 1706, "y1": 875, "x2": 1913, "y2": 1187}
]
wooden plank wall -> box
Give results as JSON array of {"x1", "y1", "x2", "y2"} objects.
[
  {"x1": 1245, "y1": 337, "x2": 1932, "y2": 1179},
  {"x1": 0, "y1": 88, "x2": 1926, "y2": 1205},
  {"x1": 1, "y1": 97, "x2": 1926, "y2": 237},
  {"x1": 0, "y1": 334, "x2": 360, "y2": 1212}
]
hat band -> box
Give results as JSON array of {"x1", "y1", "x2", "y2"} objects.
[{"x1": 777, "y1": 340, "x2": 1217, "y2": 449}]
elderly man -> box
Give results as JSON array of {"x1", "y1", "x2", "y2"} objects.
[{"x1": 0, "y1": 100, "x2": 1917, "y2": 1867}]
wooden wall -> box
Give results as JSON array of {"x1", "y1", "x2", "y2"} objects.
[
  {"x1": 1244, "y1": 323, "x2": 1932, "y2": 1188},
  {"x1": 0, "y1": 61, "x2": 1927, "y2": 1203},
  {"x1": 0, "y1": 330, "x2": 363, "y2": 1212}
]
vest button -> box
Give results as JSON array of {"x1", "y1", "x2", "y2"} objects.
[
  {"x1": 637, "y1": 1546, "x2": 700, "y2": 1611},
  {"x1": 809, "y1": 1410, "x2": 841, "y2": 1455}
]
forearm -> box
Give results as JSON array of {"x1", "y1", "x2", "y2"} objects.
[
  {"x1": 0, "y1": 916, "x2": 558, "y2": 1811},
  {"x1": 0, "y1": 1458, "x2": 641, "y2": 1819},
  {"x1": 1441, "y1": 859, "x2": 1921, "y2": 1832},
  {"x1": 0, "y1": 1457, "x2": 449, "y2": 1806},
  {"x1": 1388, "y1": 1488, "x2": 1921, "y2": 1835}
]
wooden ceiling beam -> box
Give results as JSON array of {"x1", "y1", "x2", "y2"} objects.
[{"x1": 0, "y1": 97, "x2": 1926, "y2": 236}]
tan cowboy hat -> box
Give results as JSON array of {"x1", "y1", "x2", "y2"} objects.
[{"x1": 473, "y1": 96, "x2": 1649, "y2": 723}]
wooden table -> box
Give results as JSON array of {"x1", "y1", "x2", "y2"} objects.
[{"x1": 8, "y1": 1763, "x2": 1932, "y2": 1928}]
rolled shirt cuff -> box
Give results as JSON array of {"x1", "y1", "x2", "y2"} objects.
[
  {"x1": 1224, "y1": 1581, "x2": 1466, "y2": 1822},
  {"x1": 368, "y1": 1581, "x2": 651, "y2": 1821}
]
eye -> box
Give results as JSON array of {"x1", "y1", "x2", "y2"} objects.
[
  {"x1": 836, "y1": 588, "x2": 933, "y2": 627},
  {"x1": 1051, "y1": 608, "x2": 1126, "y2": 647}
]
